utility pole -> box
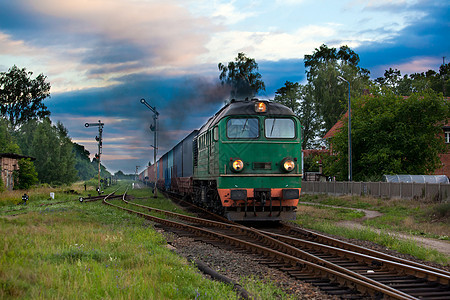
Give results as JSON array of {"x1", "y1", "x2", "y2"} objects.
[
  {"x1": 85, "y1": 120, "x2": 104, "y2": 194},
  {"x1": 443, "y1": 57, "x2": 447, "y2": 96},
  {"x1": 140, "y1": 98, "x2": 159, "y2": 198},
  {"x1": 337, "y1": 76, "x2": 352, "y2": 182}
]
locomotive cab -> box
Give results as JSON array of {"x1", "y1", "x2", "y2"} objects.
[{"x1": 193, "y1": 98, "x2": 302, "y2": 221}]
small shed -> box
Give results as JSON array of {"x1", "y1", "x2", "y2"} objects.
[
  {"x1": 382, "y1": 174, "x2": 449, "y2": 184},
  {"x1": 0, "y1": 153, "x2": 35, "y2": 191}
]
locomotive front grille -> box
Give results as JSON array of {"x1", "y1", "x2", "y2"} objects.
[{"x1": 253, "y1": 162, "x2": 272, "y2": 170}]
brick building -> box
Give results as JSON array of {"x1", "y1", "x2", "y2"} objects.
[
  {"x1": 435, "y1": 124, "x2": 450, "y2": 176},
  {"x1": 0, "y1": 153, "x2": 35, "y2": 191}
]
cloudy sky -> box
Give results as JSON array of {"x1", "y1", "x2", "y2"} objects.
[{"x1": 1, "y1": 0, "x2": 448, "y2": 174}]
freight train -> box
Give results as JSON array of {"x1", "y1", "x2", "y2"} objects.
[{"x1": 139, "y1": 98, "x2": 302, "y2": 221}]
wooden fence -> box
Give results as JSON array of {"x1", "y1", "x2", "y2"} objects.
[{"x1": 302, "y1": 181, "x2": 450, "y2": 201}]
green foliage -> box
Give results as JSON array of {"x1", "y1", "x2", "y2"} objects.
[
  {"x1": 304, "y1": 44, "x2": 371, "y2": 132},
  {"x1": 273, "y1": 81, "x2": 320, "y2": 148},
  {"x1": 303, "y1": 155, "x2": 319, "y2": 172},
  {"x1": 273, "y1": 81, "x2": 301, "y2": 112},
  {"x1": 113, "y1": 170, "x2": 133, "y2": 179},
  {"x1": 13, "y1": 158, "x2": 38, "y2": 190},
  {"x1": 218, "y1": 52, "x2": 265, "y2": 98},
  {"x1": 16, "y1": 118, "x2": 78, "y2": 185},
  {"x1": 72, "y1": 143, "x2": 97, "y2": 180},
  {"x1": 0, "y1": 118, "x2": 21, "y2": 153},
  {"x1": 0, "y1": 65, "x2": 51, "y2": 127},
  {"x1": 326, "y1": 89, "x2": 450, "y2": 181},
  {"x1": 421, "y1": 202, "x2": 450, "y2": 223},
  {"x1": 0, "y1": 65, "x2": 102, "y2": 187},
  {"x1": 85, "y1": 177, "x2": 100, "y2": 188},
  {"x1": 298, "y1": 83, "x2": 321, "y2": 148},
  {"x1": 375, "y1": 63, "x2": 450, "y2": 97}
]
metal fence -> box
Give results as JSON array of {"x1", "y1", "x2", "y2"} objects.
[{"x1": 302, "y1": 181, "x2": 450, "y2": 202}]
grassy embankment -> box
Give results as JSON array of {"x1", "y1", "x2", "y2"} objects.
[
  {"x1": 295, "y1": 194, "x2": 450, "y2": 265},
  {"x1": 0, "y1": 182, "x2": 295, "y2": 299}
]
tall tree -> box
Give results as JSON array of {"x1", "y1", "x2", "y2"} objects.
[
  {"x1": 54, "y1": 121, "x2": 78, "y2": 184},
  {"x1": 274, "y1": 81, "x2": 301, "y2": 113},
  {"x1": 298, "y1": 83, "x2": 321, "y2": 149},
  {"x1": 17, "y1": 118, "x2": 78, "y2": 185},
  {"x1": 0, "y1": 65, "x2": 51, "y2": 127},
  {"x1": 218, "y1": 52, "x2": 265, "y2": 98},
  {"x1": 273, "y1": 81, "x2": 319, "y2": 149},
  {"x1": 375, "y1": 63, "x2": 450, "y2": 97},
  {"x1": 14, "y1": 158, "x2": 38, "y2": 190},
  {"x1": 304, "y1": 44, "x2": 371, "y2": 132},
  {"x1": 73, "y1": 142, "x2": 97, "y2": 180},
  {"x1": 325, "y1": 89, "x2": 450, "y2": 181},
  {"x1": 0, "y1": 118, "x2": 21, "y2": 153},
  {"x1": 374, "y1": 68, "x2": 412, "y2": 95}
]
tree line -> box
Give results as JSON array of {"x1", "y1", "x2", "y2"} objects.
[
  {"x1": 218, "y1": 46, "x2": 450, "y2": 181},
  {"x1": 1, "y1": 46, "x2": 449, "y2": 189},
  {"x1": 0, "y1": 66, "x2": 110, "y2": 190}
]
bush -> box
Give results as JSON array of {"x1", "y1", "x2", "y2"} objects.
[
  {"x1": 14, "y1": 158, "x2": 38, "y2": 190},
  {"x1": 426, "y1": 202, "x2": 450, "y2": 222}
]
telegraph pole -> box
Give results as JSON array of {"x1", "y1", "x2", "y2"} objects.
[
  {"x1": 140, "y1": 98, "x2": 159, "y2": 198},
  {"x1": 85, "y1": 120, "x2": 104, "y2": 194}
]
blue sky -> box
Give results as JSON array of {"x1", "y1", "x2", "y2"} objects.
[{"x1": 1, "y1": 0, "x2": 448, "y2": 174}]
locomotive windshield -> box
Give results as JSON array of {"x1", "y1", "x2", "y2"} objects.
[
  {"x1": 265, "y1": 118, "x2": 295, "y2": 138},
  {"x1": 227, "y1": 118, "x2": 259, "y2": 139}
]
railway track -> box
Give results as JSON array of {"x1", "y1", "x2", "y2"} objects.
[{"x1": 100, "y1": 189, "x2": 450, "y2": 299}]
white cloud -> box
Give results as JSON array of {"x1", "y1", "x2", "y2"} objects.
[
  {"x1": 0, "y1": 31, "x2": 109, "y2": 93},
  {"x1": 3, "y1": 0, "x2": 218, "y2": 92},
  {"x1": 211, "y1": 1, "x2": 257, "y2": 25},
  {"x1": 25, "y1": 0, "x2": 213, "y2": 65},
  {"x1": 183, "y1": 0, "x2": 259, "y2": 25},
  {"x1": 203, "y1": 24, "x2": 339, "y2": 62}
]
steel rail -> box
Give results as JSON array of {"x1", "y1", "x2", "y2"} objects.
[
  {"x1": 119, "y1": 196, "x2": 447, "y2": 283},
  {"x1": 261, "y1": 230, "x2": 450, "y2": 286},
  {"x1": 161, "y1": 191, "x2": 233, "y2": 224},
  {"x1": 104, "y1": 196, "x2": 416, "y2": 299},
  {"x1": 280, "y1": 225, "x2": 450, "y2": 278}
]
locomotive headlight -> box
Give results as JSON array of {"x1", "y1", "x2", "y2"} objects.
[
  {"x1": 231, "y1": 159, "x2": 244, "y2": 172},
  {"x1": 255, "y1": 102, "x2": 267, "y2": 113},
  {"x1": 282, "y1": 158, "x2": 295, "y2": 172}
]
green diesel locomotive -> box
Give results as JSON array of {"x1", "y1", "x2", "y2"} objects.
[
  {"x1": 192, "y1": 98, "x2": 302, "y2": 221},
  {"x1": 149, "y1": 98, "x2": 302, "y2": 221}
]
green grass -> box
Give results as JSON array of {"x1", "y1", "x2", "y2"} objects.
[
  {"x1": 0, "y1": 182, "x2": 239, "y2": 299},
  {"x1": 297, "y1": 204, "x2": 365, "y2": 221},
  {"x1": 296, "y1": 194, "x2": 450, "y2": 265},
  {"x1": 3, "y1": 181, "x2": 448, "y2": 298},
  {"x1": 1, "y1": 181, "x2": 302, "y2": 299},
  {"x1": 294, "y1": 218, "x2": 448, "y2": 265},
  {"x1": 239, "y1": 275, "x2": 297, "y2": 300},
  {"x1": 300, "y1": 194, "x2": 373, "y2": 209}
]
